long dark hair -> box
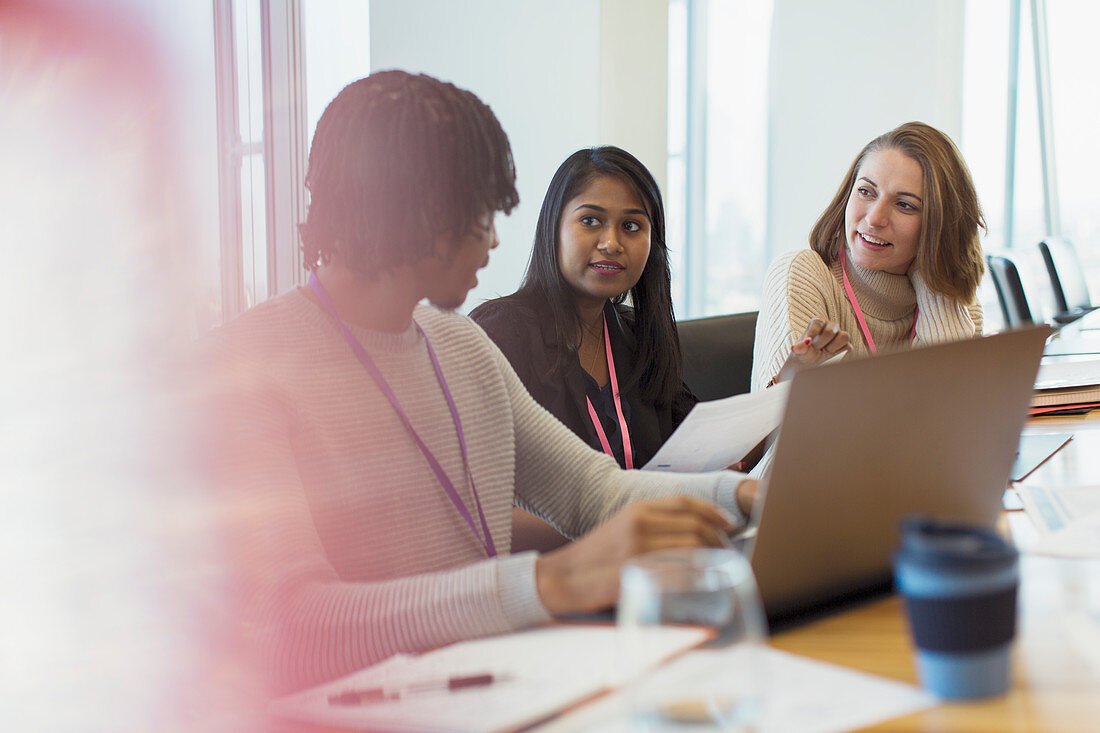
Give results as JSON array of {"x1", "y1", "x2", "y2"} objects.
[
  {"x1": 299, "y1": 70, "x2": 519, "y2": 276},
  {"x1": 515, "y1": 146, "x2": 683, "y2": 405}
]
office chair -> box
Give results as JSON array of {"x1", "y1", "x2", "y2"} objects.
[
  {"x1": 1038, "y1": 237, "x2": 1096, "y2": 325},
  {"x1": 986, "y1": 254, "x2": 1034, "y2": 329},
  {"x1": 676, "y1": 311, "x2": 757, "y2": 401}
]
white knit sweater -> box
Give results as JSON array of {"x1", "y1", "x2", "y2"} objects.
[
  {"x1": 751, "y1": 248, "x2": 983, "y2": 391},
  {"x1": 207, "y1": 289, "x2": 743, "y2": 692}
]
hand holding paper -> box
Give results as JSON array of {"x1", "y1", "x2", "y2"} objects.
[{"x1": 644, "y1": 382, "x2": 790, "y2": 473}]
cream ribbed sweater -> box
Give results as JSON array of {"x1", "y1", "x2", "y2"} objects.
[
  {"x1": 208, "y1": 289, "x2": 743, "y2": 692},
  {"x1": 751, "y1": 248, "x2": 982, "y2": 391}
]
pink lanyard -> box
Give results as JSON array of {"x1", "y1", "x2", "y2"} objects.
[
  {"x1": 308, "y1": 271, "x2": 495, "y2": 558},
  {"x1": 584, "y1": 313, "x2": 634, "y2": 469},
  {"x1": 840, "y1": 254, "x2": 917, "y2": 354}
]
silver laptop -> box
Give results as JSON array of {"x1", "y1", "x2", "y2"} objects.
[{"x1": 747, "y1": 326, "x2": 1051, "y2": 622}]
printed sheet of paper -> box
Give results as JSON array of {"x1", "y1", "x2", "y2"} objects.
[
  {"x1": 269, "y1": 625, "x2": 708, "y2": 733},
  {"x1": 1016, "y1": 484, "x2": 1100, "y2": 534},
  {"x1": 1028, "y1": 511, "x2": 1100, "y2": 557},
  {"x1": 541, "y1": 646, "x2": 934, "y2": 733},
  {"x1": 643, "y1": 382, "x2": 790, "y2": 473},
  {"x1": 1016, "y1": 483, "x2": 1100, "y2": 557}
]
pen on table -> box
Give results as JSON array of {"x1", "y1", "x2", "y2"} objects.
[{"x1": 328, "y1": 673, "x2": 500, "y2": 706}]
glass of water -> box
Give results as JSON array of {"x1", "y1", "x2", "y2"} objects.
[{"x1": 618, "y1": 547, "x2": 768, "y2": 731}]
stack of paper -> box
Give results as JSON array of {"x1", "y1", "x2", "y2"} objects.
[{"x1": 1032, "y1": 359, "x2": 1100, "y2": 415}]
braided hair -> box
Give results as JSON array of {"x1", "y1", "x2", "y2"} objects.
[{"x1": 299, "y1": 70, "x2": 519, "y2": 275}]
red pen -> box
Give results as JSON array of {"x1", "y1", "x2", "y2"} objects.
[{"x1": 328, "y1": 673, "x2": 499, "y2": 705}]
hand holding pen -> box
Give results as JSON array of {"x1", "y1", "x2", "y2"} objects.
[{"x1": 770, "y1": 318, "x2": 850, "y2": 386}]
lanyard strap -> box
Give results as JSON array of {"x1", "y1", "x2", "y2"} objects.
[
  {"x1": 840, "y1": 253, "x2": 917, "y2": 355},
  {"x1": 584, "y1": 313, "x2": 634, "y2": 469},
  {"x1": 307, "y1": 271, "x2": 495, "y2": 558}
]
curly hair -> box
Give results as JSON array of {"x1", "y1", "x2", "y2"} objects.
[
  {"x1": 513, "y1": 146, "x2": 683, "y2": 406},
  {"x1": 298, "y1": 70, "x2": 519, "y2": 275},
  {"x1": 809, "y1": 121, "x2": 986, "y2": 301}
]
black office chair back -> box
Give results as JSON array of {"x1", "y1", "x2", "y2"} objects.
[
  {"x1": 1038, "y1": 237, "x2": 1094, "y2": 321},
  {"x1": 986, "y1": 254, "x2": 1034, "y2": 328},
  {"x1": 676, "y1": 311, "x2": 757, "y2": 401}
]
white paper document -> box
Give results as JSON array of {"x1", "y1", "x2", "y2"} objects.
[
  {"x1": 1016, "y1": 484, "x2": 1100, "y2": 557},
  {"x1": 643, "y1": 382, "x2": 790, "y2": 473},
  {"x1": 268, "y1": 625, "x2": 708, "y2": 733},
  {"x1": 1034, "y1": 359, "x2": 1100, "y2": 390},
  {"x1": 1029, "y1": 512, "x2": 1100, "y2": 557},
  {"x1": 544, "y1": 646, "x2": 934, "y2": 733},
  {"x1": 1017, "y1": 484, "x2": 1100, "y2": 533}
]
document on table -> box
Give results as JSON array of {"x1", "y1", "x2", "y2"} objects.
[
  {"x1": 1016, "y1": 483, "x2": 1100, "y2": 557},
  {"x1": 1043, "y1": 329, "x2": 1100, "y2": 356},
  {"x1": 268, "y1": 625, "x2": 709, "y2": 733},
  {"x1": 1017, "y1": 484, "x2": 1100, "y2": 533},
  {"x1": 541, "y1": 646, "x2": 935, "y2": 733},
  {"x1": 643, "y1": 381, "x2": 790, "y2": 473},
  {"x1": 1034, "y1": 358, "x2": 1100, "y2": 389}
]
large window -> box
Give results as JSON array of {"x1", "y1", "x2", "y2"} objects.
[
  {"x1": 211, "y1": 2, "x2": 1099, "y2": 327},
  {"x1": 1046, "y1": 1, "x2": 1100, "y2": 271},
  {"x1": 667, "y1": 0, "x2": 773, "y2": 319},
  {"x1": 962, "y1": 0, "x2": 1100, "y2": 326},
  {"x1": 210, "y1": 0, "x2": 370, "y2": 326},
  {"x1": 671, "y1": 0, "x2": 1098, "y2": 325}
]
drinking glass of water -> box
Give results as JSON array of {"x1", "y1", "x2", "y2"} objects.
[{"x1": 618, "y1": 547, "x2": 767, "y2": 731}]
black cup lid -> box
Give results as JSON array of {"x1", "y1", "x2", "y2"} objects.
[{"x1": 895, "y1": 516, "x2": 1018, "y2": 572}]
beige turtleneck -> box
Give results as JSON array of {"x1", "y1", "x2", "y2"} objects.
[{"x1": 750, "y1": 248, "x2": 983, "y2": 391}]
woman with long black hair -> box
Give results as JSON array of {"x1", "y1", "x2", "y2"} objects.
[{"x1": 471, "y1": 146, "x2": 709, "y2": 549}]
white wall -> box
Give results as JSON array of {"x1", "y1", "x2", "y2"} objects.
[
  {"x1": 369, "y1": 0, "x2": 670, "y2": 311},
  {"x1": 599, "y1": 0, "x2": 669, "y2": 192},
  {"x1": 766, "y1": 0, "x2": 965, "y2": 256}
]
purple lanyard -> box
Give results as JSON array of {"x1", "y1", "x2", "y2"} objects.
[
  {"x1": 841, "y1": 254, "x2": 917, "y2": 354},
  {"x1": 308, "y1": 271, "x2": 495, "y2": 558}
]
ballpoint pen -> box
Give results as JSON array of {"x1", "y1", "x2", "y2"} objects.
[{"x1": 328, "y1": 673, "x2": 499, "y2": 705}]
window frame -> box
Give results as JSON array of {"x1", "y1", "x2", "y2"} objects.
[{"x1": 212, "y1": 0, "x2": 308, "y2": 323}]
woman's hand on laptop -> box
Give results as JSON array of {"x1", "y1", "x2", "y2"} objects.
[
  {"x1": 534, "y1": 496, "x2": 737, "y2": 615},
  {"x1": 771, "y1": 318, "x2": 850, "y2": 385}
]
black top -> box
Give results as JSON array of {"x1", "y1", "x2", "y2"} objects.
[{"x1": 469, "y1": 295, "x2": 697, "y2": 468}]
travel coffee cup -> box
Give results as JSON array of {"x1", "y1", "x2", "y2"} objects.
[{"x1": 894, "y1": 517, "x2": 1019, "y2": 699}]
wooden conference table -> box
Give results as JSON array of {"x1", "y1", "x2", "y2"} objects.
[{"x1": 767, "y1": 411, "x2": 1100, "y2": 732}]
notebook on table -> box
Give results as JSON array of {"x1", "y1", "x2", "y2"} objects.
[{"x1": 746, "y1": 326, "x2": 1051, "y2": 623}]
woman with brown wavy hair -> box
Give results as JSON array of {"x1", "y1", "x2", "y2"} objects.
[{"x1": 751, "y1": 121, "x2": 986, "y2": 391}]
